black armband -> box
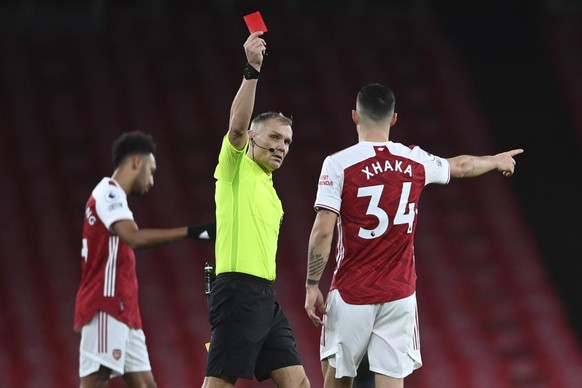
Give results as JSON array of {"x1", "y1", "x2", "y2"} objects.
[{"x1": 243, "y1": 63, "x2": 260, "y2": 80}]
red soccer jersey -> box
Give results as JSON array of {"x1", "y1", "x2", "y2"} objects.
[
  {"x1": 74, "y1": 178, "x2": 141, "y2": 330},
  {"x1": 315, "y1": 141, "x2": 450, "y2": 304}
]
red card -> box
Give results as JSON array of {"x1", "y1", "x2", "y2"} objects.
[{"x1": 243, "y1": 11, "x2": 268, "y2": 33}]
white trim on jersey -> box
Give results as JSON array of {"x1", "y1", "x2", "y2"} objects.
[
  {"x1": 104, "y1": 236, "x2": 119, "y2": 297},
  {"x1": 334, "y1": 215, "x2": 345, "y2": 276},
  {"x1": 314, "y1": 203, "x2": 340, "y2": 214}
]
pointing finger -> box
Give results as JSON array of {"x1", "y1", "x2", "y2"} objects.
[{"x1": 508, "y1": 148, "x2": 524, "y2": 157}]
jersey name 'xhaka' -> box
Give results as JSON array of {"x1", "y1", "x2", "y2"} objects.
[{"x1": 361, "y1": 159, "x2": 413, "y2": 180}]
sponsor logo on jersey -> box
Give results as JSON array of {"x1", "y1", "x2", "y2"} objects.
[
  {"x1": 319, "y1": 174, "x2": 334, "y2": 186},
  {"x1": 106, "y1": 190, "x2": 118, "y2": 202},
  {"x1": 108, "y1": 203, "x2": 123, "y2": 211}
]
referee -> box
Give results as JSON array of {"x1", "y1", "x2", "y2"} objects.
[{"x1": 202, "y1": 32, "x2": 310, "y2": 387}]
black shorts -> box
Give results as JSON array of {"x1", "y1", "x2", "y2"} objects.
[{"x1": 205, "y1": 272, "x2": 303, "y2": 381}]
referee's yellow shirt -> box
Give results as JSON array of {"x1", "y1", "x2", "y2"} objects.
[{"x1": 214, "y1": 136, "x2": 283, "y2": 281}]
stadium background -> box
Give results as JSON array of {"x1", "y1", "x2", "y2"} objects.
[{"x1": 1, "y1": 0, "x2": 582, "y2": 387}]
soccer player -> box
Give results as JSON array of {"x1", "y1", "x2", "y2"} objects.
[
  {"x1": 202, "y1": 32, "x2": 310, "y2": 387},
  {"x1": 74, "y1": 130, "x2": 215, "y2": 388},
  {"x1": 304, "y1": 83, "x2": 523, "y2": 388}
]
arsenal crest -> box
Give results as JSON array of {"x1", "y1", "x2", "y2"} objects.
[{"x1": 112, "y1": 349, "x2": 122, "y2": 360}]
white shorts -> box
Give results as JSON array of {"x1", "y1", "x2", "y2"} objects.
[
  {"x1": 79, "y1": 311, "x2": 152, "y2": 378},
  {"x1": 321, "y1": 290, "x2": 422, "y2": 379}
]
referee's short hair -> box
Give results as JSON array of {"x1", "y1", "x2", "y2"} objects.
[{"x1": 251, "y1": 111, "x2": 293, "y2": 129}]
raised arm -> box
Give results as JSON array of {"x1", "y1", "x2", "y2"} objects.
[
  {"x1": 228, "y1": 32, "x2": 266, "y2": 150},
  {"x1": 448, "y1": 148, "x2": 524, "y2": 179},
  {"x1": 305, "y1": 208, "x2": 338, "y2": 327}
]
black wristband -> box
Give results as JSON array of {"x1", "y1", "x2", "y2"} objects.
[
  {"x1": 187, "y1": 222, "x2": 216, "y2": 241},
  {"x1": 243, "y1": 63, "x2": 260, "y2": 80}
]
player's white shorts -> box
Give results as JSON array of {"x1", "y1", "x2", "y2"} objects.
[
  {"x1": 321, "y1": 289, "x2": 422, "y2": 379},
  {"x1": 79, "y1": 311, "x2": 152, "y2": 378}
]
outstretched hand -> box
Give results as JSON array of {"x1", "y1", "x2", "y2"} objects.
[
  {"x1": 244, "y1": 31, "x2": 266, "y2": 71},
  {"x1": 495, "y1": 148, "x2": 524, "y2": 177},
  {"x1": 305, "y1": 285, "x2": 326, "y2": 327}
]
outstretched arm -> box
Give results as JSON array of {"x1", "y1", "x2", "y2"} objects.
[
  {"x1": 305, "y1": 208, "x2": 337, "y2": 327},
  {"x1": 448, "y1": 148, "x2": 524, "y2": 179},
  {"x1": 112, "y1": 220, "x2": 216, "y2": 249},
  {"x1": 228, "y1": 32, "x2": 266, "y2": 150},
  {"x1": 112, "y1": 220, "x2": 187, "y2": 249}
]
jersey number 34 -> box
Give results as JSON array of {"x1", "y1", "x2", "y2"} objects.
[{"x1": 357, "y1": 182, "x2": 415, "y2": 240}]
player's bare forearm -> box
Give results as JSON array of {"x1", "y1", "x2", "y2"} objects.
[
  {"x1": 306, "y1": 209, "x2": 337, "y2": 284},
  {"x1": 113, "y1": 220, "x2": 188, "y2": 249},
  {"x1": 448, "y1": 155, "x2": 492, "y2": 178},
  {"x1": 305, "y1": 210, "x2": 335, "y2": 326},
  {"x1": 305, "y1": 243, "x2": 329, "y2": 327},
  {"x1": 448, "y1": 148, "x2": 523, "y2": 178},
  {"x1": 306, "y1": 247, "x2": 327, "y2": 285},
  {"x1": 130, "y1": 227, "x2": 189, "y2": 249}
]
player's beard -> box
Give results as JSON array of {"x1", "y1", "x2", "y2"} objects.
[
  {"x1": 131, "y1": 168, "x2": 151, "y2": 197},
  {"x1": 131, "y1": 184, "x2": 146, "y2": 197}
]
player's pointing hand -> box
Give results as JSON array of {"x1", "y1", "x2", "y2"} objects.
[{"x1": 496, "y1": 148, "x2": 524, "y2": 177}]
